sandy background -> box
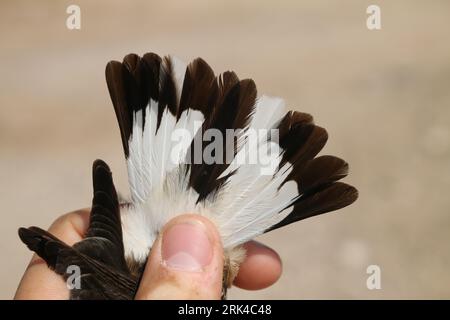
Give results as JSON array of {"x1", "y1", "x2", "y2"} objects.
[{"x1": 1, "y1": 0, "x2": 449, "y2": 299}]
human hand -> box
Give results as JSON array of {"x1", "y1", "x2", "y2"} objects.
[{"x1": 15, "y1": 209, "x2": 282, "y2": 299}]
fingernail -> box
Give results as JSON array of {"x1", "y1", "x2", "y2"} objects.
[{"x1": 161, "y1": 221, "x2": 213, "y2": 271}]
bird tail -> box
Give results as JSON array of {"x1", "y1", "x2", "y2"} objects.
[{"x1": 105, "y1": 53, "x2": 358, "y2": 249}]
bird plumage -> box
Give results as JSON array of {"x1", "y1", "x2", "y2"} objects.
[{"x1": 19, "y1": 52, "x2": 358, "y2": 299}]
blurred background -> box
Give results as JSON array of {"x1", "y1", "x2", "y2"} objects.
[{"x1": 1, "y1": 0, "x2": 449, "y2": 299}]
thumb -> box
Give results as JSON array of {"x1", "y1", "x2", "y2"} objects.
[{"x1": 135, "y1": 214, "x2": 224, "y2": 300}]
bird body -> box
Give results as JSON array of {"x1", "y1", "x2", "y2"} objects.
[{"x1": 19, "y1": 52, "x2": 358, "y2": 299}]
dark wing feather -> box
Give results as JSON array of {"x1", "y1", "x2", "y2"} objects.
[
  {"x1": 18, "y1": 160, "x2": 138, "y2": 299},
  {"x1": 18, "y1": 226, "x2": 137, "y2": 300},
  {"x1": 18, "y1": 226, "x2": 68, "y2": 268},
  {"x1": 81, "y1": 159, "x2": 129, "y2": 273}
]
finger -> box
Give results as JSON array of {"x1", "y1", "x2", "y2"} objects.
[
  {"x1": 135, "y1": 214, "x2": 224, "y2": 300},
  {"x1": 14, "y1": 209, "x2": 90, "y2": 299},
  {"x1": 233, "y1": 241, "x2": 282, "y2": 290}
]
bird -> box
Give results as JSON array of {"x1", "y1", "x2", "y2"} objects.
[{"x1": 18, "y1": 52, "x2": 358, "y2": 299}]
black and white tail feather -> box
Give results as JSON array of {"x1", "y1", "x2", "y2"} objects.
[{"x1": 19, "y1": 52, "x2": 358, "y2": 299}]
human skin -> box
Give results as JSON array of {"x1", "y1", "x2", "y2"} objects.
[{"x1": 15, "y1": 209, "x2": 282, "y2": 299}]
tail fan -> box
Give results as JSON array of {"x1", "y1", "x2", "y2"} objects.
[{"x1": 105, "y1": 52, "x2": 358, "y2": 251}]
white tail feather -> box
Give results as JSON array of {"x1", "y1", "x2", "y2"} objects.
[{"x1": 122, "y1": 56, "x2": 300, "y2": 259}]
